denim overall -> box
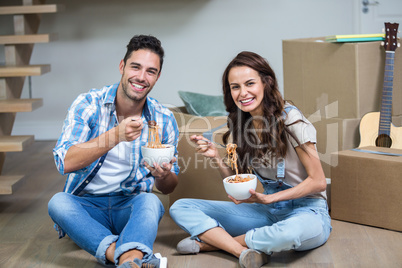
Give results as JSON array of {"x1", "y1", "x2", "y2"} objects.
[{"x1": 170, "y1": 163, "x2": 331, "y2": 255}]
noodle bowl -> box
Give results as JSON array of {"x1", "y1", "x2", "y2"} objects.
[
  {"x1": 223, "y1": 174, "x2": 257, "y2": 200},
  {"x1": 223, "y1": 143, "x2": 257, "y2": 199},
  {"x1": 141, "y1": 144, "x2": 174, "y2": 167},
  {"x1": 141, "y1": 120, "x2": 174, "y2": 167}
]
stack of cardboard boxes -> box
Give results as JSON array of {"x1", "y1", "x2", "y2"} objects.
[{"x1": 283, "y1": 37, "x2": 402, "y2": 231}]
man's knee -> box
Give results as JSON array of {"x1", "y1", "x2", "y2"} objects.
[
  {"x1": 48, "y1": 192, "x2": 74, "y2": 218},
  {"x1": 136, "y1": 193, "x2": 164, "y2": 213}
]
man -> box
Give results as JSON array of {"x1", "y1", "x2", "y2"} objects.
[{"x1": 49, "y1": 35, "x2": 179, "y2": 268}]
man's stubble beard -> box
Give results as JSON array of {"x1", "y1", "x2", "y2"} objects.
[{"x1": 121, "y1": 79, "x2": 152, "y2": 103}]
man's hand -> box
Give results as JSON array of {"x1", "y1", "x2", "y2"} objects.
[
  {"x1": 143, "y1": 157, "x2": 177, "y2": 179},
  {"x1": 144, "y1": 157, "x2": 178, "y2": 194},
  {"x1": 118, "y1": 116, "x2": 144, "y2": 142}
]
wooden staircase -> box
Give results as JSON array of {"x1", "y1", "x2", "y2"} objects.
[{"x1": 0, "y1": 0, "x2": 62, "y2": 194}]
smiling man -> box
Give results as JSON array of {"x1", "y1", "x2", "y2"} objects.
[{"x1": 49, "y1": 35, "x2": 179, "y2": 268}]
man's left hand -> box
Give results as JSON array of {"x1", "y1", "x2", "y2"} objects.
[{"x1": 144, "y1": 157, "x2": 177, "y2": 179}]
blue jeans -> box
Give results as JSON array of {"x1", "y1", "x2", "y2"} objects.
[
  {"x1": 48, "y1": 192, "x2": 164, "y2": 265},
  {"x1": 169, "y1": 180, "x2": 332, "y2": 254}
]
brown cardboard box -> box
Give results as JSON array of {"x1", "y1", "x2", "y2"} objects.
[
  {"x1": 307, "y1": 114, "x2": 361, "y2": 177},
  {"x1": 283, "y1": 37, "x2": 402, "y2": 118},
  {"x1": 330, "y1": 146, "x2": 402, "y2": 232},
  {"x1": 170, "y1": 109, "x2": 265, "y2": 207},
  {"x1": 392, "y1": 114, "x2": 402, "y2": 127},
  {"x1": 170, "y1": 111, "x2": 231, "y2": 206}
]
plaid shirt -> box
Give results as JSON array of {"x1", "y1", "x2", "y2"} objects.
[{"x1": 53, "y1": 82, "x2": 180, "y2": 196}]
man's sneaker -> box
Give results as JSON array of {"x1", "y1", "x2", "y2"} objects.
[
  {"x1": 117, "y1": 258, "x2": 142, "y2": 268},
  {"x1": 239, "y1": 249, "x2": 269, "y2": 268},
  {"x1": 142, "y1": 253, "x2": 167, "y2": 268}
]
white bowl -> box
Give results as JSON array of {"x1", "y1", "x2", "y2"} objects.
[
  {"x1": 223, "y1": 174, "x2": 257, "y2": 200},
  {"x1": 141, "y1": 144, "x2": 175, "y2": 167}
]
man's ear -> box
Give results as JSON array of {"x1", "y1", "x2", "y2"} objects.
[{"x1": 119, "y1": 59, "x2": 125, "y2": 74}]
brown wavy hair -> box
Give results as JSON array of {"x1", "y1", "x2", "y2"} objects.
[{"x1": 222, "y1": 51, "x2": 303, "y2": 173}]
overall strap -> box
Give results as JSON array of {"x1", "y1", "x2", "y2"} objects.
[{"x1": 276, "y1": 104, "x2": 297, "y2": 185}]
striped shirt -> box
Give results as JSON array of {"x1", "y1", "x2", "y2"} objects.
[{"x1": 53, "y1": 82, "x2": 180, "y2": 196}]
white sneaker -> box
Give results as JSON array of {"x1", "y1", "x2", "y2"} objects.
[{"x1": 154, "y1": 253, "x2": 167, "y2": 268}]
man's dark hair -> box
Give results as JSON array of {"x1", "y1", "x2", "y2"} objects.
[{"x1": 123, "y1": 35, "x2": 164, "y2": 73}]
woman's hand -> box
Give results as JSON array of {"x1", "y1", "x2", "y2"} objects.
[
  {"x1": 190, "y1": 135, "x2": 220, "y2": 159},
  {"x1": 190, "y1": 135, "x2": 235, "y2": 179},
  {"x1": 228, "y1": 189, "x2": 272, "y2": 205}
]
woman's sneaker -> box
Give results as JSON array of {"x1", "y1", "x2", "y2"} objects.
[
  {"x1": 176, "y1": 237, "x2": 200, "y2": 255},
  {"x1": 239, "y1": 249, "x2": 269, "y2": 268}
]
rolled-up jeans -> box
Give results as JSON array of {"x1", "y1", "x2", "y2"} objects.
[
  {"x1": 169, "y1": 180, "x2": 332, "y2": 254},
  {"x1": 48, "y1": 192, "x2": 164, "y2": 265}
]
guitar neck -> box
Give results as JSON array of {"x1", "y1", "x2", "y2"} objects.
[{"x1": 378, "y1": 51, "x2": 395, "y2": 136}]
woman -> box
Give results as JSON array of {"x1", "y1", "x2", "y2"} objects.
[{"x1": 169, "y1": 51, "x2": 331, "y2": 268}]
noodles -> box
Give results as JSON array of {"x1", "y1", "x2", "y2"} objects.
[
  {"x1": 226, "y1": 143, "x2": 254, "y2": 183},
  {"x1": 227, "y1": 175, "x2": 253, "y2": 183},
  {"x1": 147, "y1": 121, "x2": 165, "y2": 148},
  {"x1": 226, "y1": 143, "x2": 251, "y2": 183},
  {"x1": 226, "y1": 143, "x2": 238, "y2": 175}
]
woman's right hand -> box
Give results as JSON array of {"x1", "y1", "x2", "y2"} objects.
[{"x1": 190, "y1": 135, "x2": 220, "y2": 159}]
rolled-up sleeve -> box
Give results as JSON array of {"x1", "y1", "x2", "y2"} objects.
[{"x1": 53, "y1": 94, "x2": 98, "y2": 175}]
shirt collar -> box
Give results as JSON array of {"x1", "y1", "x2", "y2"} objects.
[{"x1": 104, "y1": 82, "x2": 119, "y2": 105}]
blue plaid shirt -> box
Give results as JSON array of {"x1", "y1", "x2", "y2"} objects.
[{"x1": 53, "y1": 82, "x2": 180, "y2": 196}]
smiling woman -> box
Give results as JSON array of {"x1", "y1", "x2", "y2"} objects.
[
  {"x1": 169, "y1": 51, "x2": 330, "y2": 268},
  {"x1": 228, "y1": 66, "x2": 265, "y2": 117}
]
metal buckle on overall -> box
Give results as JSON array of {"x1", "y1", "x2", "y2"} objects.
[{"x1": 276, "y1": 158, "x2": 285, "y2": 187}]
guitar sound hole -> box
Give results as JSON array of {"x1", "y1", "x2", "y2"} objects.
[{"x1": 375, "y1": 134, "x2": 392, "y2": 148}]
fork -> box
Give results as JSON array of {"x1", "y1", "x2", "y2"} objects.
[{"x1": 193, "y1": 137, "x2": 226, "y2": 148}]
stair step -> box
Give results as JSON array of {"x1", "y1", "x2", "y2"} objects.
[
  {"x1": 0, "y1": 135, "x2": 34, "y2": 152},
  {"x1": 0, "y1": 175, "x2": 25, "y2": 194},
  {"x1": 0, "y1": 33, "x2": 57, "y2": 45},
  {"x1": 0, "y1": 98, "x2": 43, "y2": 113},
  {"x1": 0, "y1": 4, "x2": 63, "y2": 15},
  {"x1": 0, "y1": 64, "x2": 50, "y2": 77}
]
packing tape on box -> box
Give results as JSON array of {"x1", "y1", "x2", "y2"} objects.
[{"x1": 352, "y1": 148, "x2": 402, "y2": 157}]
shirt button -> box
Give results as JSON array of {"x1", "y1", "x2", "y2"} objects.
[
  {"x1": 98, "y1": 163, "x2": 102, "y2": 166},
  {"x1": 85, "y1": 180, "x2": 89, "y2": 184}
]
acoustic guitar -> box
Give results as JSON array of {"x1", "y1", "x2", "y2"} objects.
[{"x1": 359, "y1": 22, "x2": 402, "y2": 149}]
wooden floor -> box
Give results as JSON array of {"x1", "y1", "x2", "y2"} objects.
[{"x1": 1, "y1": 141, "x2": 401, "y2": 268}]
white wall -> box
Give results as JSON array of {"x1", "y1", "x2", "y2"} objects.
[{"x1": 5, "y1": 0, "x2": 358, "y2": 140}]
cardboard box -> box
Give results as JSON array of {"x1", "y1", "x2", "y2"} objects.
[
  {"x1": 283, "y1": 37, "x2": 402, "y2": 118},
  {"x1": 330, "y1": 146, "x2": 402, "y2": 232},
  {"x1": 393, "y1": 114, "x2": 402, "y2": 127},
  {"x1": 170, "y1": 110, "x2": 266, "y2": 207},
  {"x1": 307, "y1": 114, "x2": 361, "y2": 178},
  {"x1": 170, "y1": 111, "x2": 232, "y2": 206}
]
